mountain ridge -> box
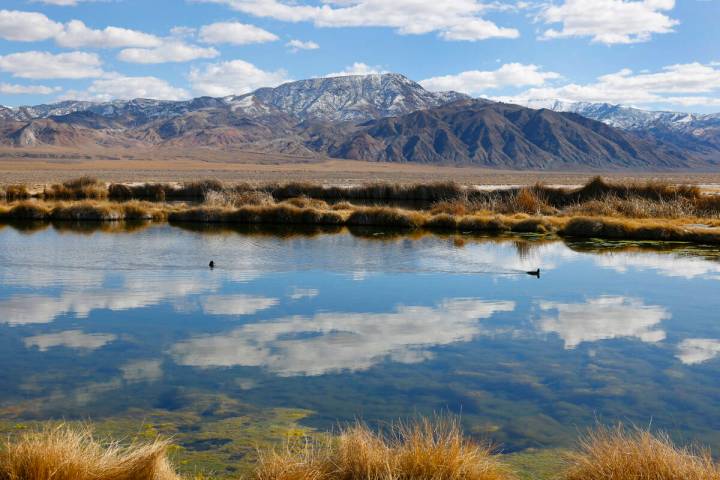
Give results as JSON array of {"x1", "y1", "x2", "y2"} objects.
[{"x1": 0, "y1": 73, "x2": 717, "y2": 170}]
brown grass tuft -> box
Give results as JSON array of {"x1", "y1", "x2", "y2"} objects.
[
  {"x1": 0, "y1": 424, "x2": 179, "y2": 480},
  {"x1": 346, "y1": 207, "x2": 424, "y2": 229},
  {"x1": 254, "y1": 418, "x2": 512, "y2": 480},
  {"x1": 44, "y1": 177, "x2": 107, "y2": 201},
  {"x1": 4, "y1": 185, "x2": 31, "y2": 201},
  {"x1": 564, "y1": 425, "x2": 720, "y2": 480}
]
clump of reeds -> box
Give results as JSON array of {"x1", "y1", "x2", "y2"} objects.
[
  {"x1": 51, "y1": 202, "x2": 121, "y2": 222},
  {"x1": 109, "y1": 183, "x2": 168, "y2": 202},
  {"x1": 0, "y1": 424, "x2": 179, "y2": 480},
  {"x1": 281, "y1": 196, "x2": 330, "y2": 210},
  {"x1": 204, "y1": 189, "x2": 273, "y2": 208},
  {"x1": 563, "y1": 425, "x2": 720, "y2": 480},
  {"x1": 254, "y1": 417, "x2": 512, "y2": 480},
  {"x1": 346, "y1": 207, "x2": 425, "y2": 228},
  {"x1": 4, "y1": 184, "x2": 31, "y2": 201},
  {"x1": 269, "y1": 181, "x2": 464, "y2": 202},
  {"x1": 0, "y1": 202, "x2": 52, "y2": 220},
  {"x1": 43, "y1": 176, "x2": 107, "y2": 201}
]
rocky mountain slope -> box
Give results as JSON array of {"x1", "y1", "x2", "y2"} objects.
[
  {"x1": 0, "y1": 74, "x2": 717, "y2": 170},
  {"x1": 324, "y1": 100, "x2": 700, "y2": 169},
  {"x1": 520, "y1": 99, "x2": 720, "y2": 160}
]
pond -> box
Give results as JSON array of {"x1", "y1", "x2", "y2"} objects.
[{"x1": 1, "y1": 223, "x2": 720, "y2": 473}]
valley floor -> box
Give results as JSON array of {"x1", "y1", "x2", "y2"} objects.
[{"x1": 2, "y1": 154, "x2": 720, "y2": 188}]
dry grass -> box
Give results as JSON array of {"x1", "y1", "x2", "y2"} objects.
[
  {"x1": 3, "y1": 185, "x2": 31, "y2": 201},
  {"x1": 3, "y1": 421, "x2": 720, "y2": 480},
  {"x1": 43, "y1": 176, "x2": 107, "y2": 201},
  {"x1": 564, "y1": 425, "x2": 720, "y2": 480},
  {"x1": 346, "y1": 207, "x2": 425, "y2": 229},
  {"x1": 2, "y1": 175, "x2": 720, "y2": 244},
  {"x1": 254, "y1": 418, "x2": 513, "y2": 480},
  {"x1": 0, "y1": 424, "x2": 178, "y2": 480}
]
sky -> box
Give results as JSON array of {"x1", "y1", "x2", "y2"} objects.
[{"x1": 0, "y1": 0, "x2": 718, "y2": 112}]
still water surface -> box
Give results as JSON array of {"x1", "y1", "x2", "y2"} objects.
[{"x1": 1, "y1": 223, "x2": 720, "y2": 453}]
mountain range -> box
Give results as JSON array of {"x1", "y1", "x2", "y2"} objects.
[{"x1": 0, "y1": 73, "x2": 718, "y2": 170}]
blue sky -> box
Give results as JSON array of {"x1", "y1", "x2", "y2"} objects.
[{"x1": 0, "y1": 0, "x2": 718, "y2": 112}]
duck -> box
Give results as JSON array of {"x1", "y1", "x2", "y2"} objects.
[
  {"x1": 526, "y1": 268, "x2": 540, "y2": 278},
  {"x1": 209, "y1": 260, "x2": 215, "y2": 269}
]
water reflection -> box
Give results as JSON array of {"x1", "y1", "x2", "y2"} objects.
[
  {"x1": 24, "y1": 330, "x2": 117, "y2": 352},
  {"x1": 537, "y1": 297, "x2": 669, "y2": 349},
  {"x1": 676, "y1": 339, "x2": 720, "y2": 365},
  {"x1": 120, "y1": 359, "x2": 163, "y2": 383},
  {"x1": 3, "y1": 224, "x2": 720, "y2": 454},
  {"x1": 595, "y1": 252, "x2": 720, "y2": 280},
  {"x1": 171, "y1": 299, "x2": 516, "y2": 376}
]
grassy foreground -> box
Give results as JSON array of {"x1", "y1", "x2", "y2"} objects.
[
  {"x1": 1, "y1": 177, "x2": 720, "y2": 244},
  {"x1": 2, "y1": 420, "x2": 719, "y2": 480}
]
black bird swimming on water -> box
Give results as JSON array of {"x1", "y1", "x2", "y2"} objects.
[
  {"x1": 209, "y1": 260, "x2": 215, "y2": 269},
  {"x1": 526, "y1": 268, "x2": 540, "y2": 278}
]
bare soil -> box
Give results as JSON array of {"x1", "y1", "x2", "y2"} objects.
[{"x1": 2, "y1": 147, "x2": 720, "y2": 187}]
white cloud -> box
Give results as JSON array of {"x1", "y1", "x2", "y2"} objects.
[
  {"x1": 189, "y1": 59, "x2": 289, "y2": 96},
  {"x1": 200, "y1": 0, "x2": 519, "y2": 41},
  {"x1": 676, "y1": 339, "x2": 720, "y2": 365},
  {"x1": 325, "y1": 62, "x2": 385, "y2": 77},
  {"x1": 420, "y1": 63, "x2": 561, "y2": 95},
  {"x1": 537, "y1": 296, "x2": 669, "y2": 349},
  {"x1": 0, "y1": 51, "x2": 103, "y2": 79},
  {"x1": 500, "y1": 62, "x2": 720, "y2": 107},
  {"x1": 171, "y1": 298, "x2": 516, "y2": 376},
  {"x1": 61, "y1": 75, "x2": 190, "y2": 101},
  {"x1": 0, "y1": 9, "x2": 63, "y2": 41},
  {"x1": 0, "y1": 10, "x2": 162, "y2": 48},
  {"x1": 118, "y1": 41, "x2": 219, "y2": 63},
  {"x1": 33, "y1": 0, "x2": 92, "y2": 5},
  {"x1": 24, "y1": 330, "x2": 117, "y2": 352},
  {"x1": 539, "y1": 0, "x2": 678, "y2": 44},
  {"x1": 55, "y1": 20, "x2": 162, "y2": 48},
  {"x1": 286, "y1": 39, "x2": 319, "y2": 52},
  {"x1": 199, "y1": 21, "x2": 278, "y2": 45},
  {"x1": 0, "y1": 83, "x2": 60, "y2": 95}
]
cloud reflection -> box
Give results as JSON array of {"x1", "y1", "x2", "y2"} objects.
[
  {"x1": 120, "y1": 359, "x2": 164, "y2": 382},
  {"x1": 24, "y1": 330, "x2": 117, "y2": 352},
  {"x1": 537, "y1": 296, "x2": 669, "y2": 349},
  {"x1": 171, "y1": 298, "x2": 516, "y2": 376},
  {"x1": 676, "y1": 338, "x2": 720, "y2": 365},
  {"x1": 595, "y1": 252, "x2": 720, "y2": 280},
  {"x1": 200, "y1": 295, "x2": 279, "y2": 316},
  {"x1": 0, "y1": 273, "x2": 277, "y2": 325}
]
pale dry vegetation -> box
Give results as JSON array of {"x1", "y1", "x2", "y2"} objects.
[
  {"x1": 1, "y1": 176, "x2": 720, "y2": 244},
  {"x1": 564, "y1": 425, "x2": 720, "y2": 480},
  {"x1": 4, "y1": 421, "x2": 720, "y2": 480},
  {"x1": 0, "y1": 424, "x2": 178, "y2": 480}
]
